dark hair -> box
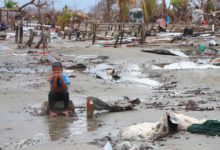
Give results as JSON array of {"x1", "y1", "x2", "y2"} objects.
[{"x1": 52, "y1": 62, "x2": 63, "y2": 68}]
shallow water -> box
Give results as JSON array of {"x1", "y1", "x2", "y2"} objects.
[
  {"x1": 1, "y1": 108, "x2": 101, "y2": 149},
  {"x1": 0, "y1": 65, "x2": 51, "y2": 74}
]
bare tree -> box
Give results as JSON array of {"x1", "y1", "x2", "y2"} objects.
[
  {"x1": 19, "y1": 0, "x2": 35, "y2": 11},
  {"x1": 34, "y1": 0, "x2": 48, "y2": 49},
  {"x1": 106, "y1": 0, "x2": 115, "y2": 21},
  {"x1": 15, "y1": 0, "x2": 35, "y2": 46}
]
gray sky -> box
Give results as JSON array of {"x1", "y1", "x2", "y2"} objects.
[
  {"x1": 0, "y1": 0, "x2": 171, "y2": 12},
  {"x1": 0, "y1": 0, "x2": 100, "y2": 12}
]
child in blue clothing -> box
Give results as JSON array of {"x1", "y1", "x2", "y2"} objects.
[{"x1": 48, "y1": 62, "x2": 70, "y2": 117}]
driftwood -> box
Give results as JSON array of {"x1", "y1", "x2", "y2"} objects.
[
  {"x1": 141, "y1": 49, "x2": 177, "y2": 56},
  {"x1": 86, "y1": 96, "x2": 141, "y2": 118},
  {"x1": 145, "y1": 37, "x2": 173, "y2": 43},
  {"x1": 141, "y1": 48, "x2": 188, "y2": 57}
]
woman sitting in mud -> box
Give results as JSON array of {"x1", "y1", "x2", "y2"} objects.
[{"x1": 48, "y1": 62, "x2": 70, "y2": 117}]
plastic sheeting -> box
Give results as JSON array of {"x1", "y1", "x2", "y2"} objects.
[
  {"x1": 120, "y1": 112, "x2": 206, "y2": 140},
  {"x1": 188, "y1": 120, "x2": 220, "y2": 136}
]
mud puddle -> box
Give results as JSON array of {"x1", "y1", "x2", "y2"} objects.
[
  {"x1": 0, "y1": 45, "x2": 13, "y2": 51},
  {"x1": 1, "y1": 105, "x2": 102, "y2": 150}
]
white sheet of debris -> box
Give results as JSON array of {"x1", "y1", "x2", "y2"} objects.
[
  {"x1": 152, "y1": 61, "x2": 220, "y2": 70},
  {"x1": 156, "y1": 32, "x2": 183, "y2": 37},
  {"x1": 120, "y1": 112, "x2": 205, "y2": 141},
  {"x1": 167, "y1": 49, "x2": 188, "y2": 57},
  {"x1": 122, "y1": 77, "x2": 162, "y2": 88}
]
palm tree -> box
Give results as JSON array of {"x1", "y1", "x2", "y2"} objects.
[
  {"x1": 141, "y1": 0, "x2": 157, "y2": 23},
  {"x1": 5, "y1": 0, "x2": 17, "y2": 9},
  {"x1": 4, "y1": 0, "x2": 17, "y2": 24},
  {"x1": 162, "y1": 0, "x2": 167, "y2": 17},
  {"x1": 57, "y1": 5, "x2": 72, "y2": 30},
  {"x1": 118, "y1": 0, "x2": 129, "y2": 22},
  {"x1": 171, "y1": 0, "x2": 188, "y2": 22},
  {"x1": 205, "y1": 0, "x2": 215, "y2": 13}
]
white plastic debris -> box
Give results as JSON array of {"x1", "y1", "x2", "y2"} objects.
[
  {"x1": 120, "y1": 112, "x2": 206, "y2": 140},
  {"x1": 103, "y1": 141, "x2": 112, "y2": 150},
  {"x1": 123, "y1": 77, "x2": 162, "y2": 88},
  {"x1": 209, "y1": 40, "x2": 217, "y2": 46},
  {"x1": 153, "y1": 61, "x2": 220, "y2": 70},
  {"x1": 167, "y1": 49, "x2": 188, "y2": 57}
]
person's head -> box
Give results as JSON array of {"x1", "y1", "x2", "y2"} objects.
[{"x1": 52, "y1": 62, "x2": 63, "y2": 74}]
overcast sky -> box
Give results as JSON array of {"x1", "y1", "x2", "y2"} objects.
[
  {"x1": 0, "y1": 0, "x2": 100, "y2": 12},
  {"x1": 0, "y1": 0, "x2": 171, "y2": 12}
]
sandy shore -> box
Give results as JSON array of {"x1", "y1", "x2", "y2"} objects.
[{"x1": 0, "y1": 37, "x2": 220, "y2": 150}]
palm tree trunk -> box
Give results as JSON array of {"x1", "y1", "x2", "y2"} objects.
[
  {"x1": 142, "y1": 0, "x2": 149, "y2": 23},
  {"x1": 119, "y1": 0, "x2": 127, "y2": 22},
  {"x1": 162, "y1": 0, "x2": 167, "y2": 17},
  {"x1": 106, "y1": 0, "x2": 111, "y2": 21}
]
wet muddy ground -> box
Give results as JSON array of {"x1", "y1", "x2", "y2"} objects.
[{"x1": 0, "y1": 37, "x2": 220, "y2": 150}]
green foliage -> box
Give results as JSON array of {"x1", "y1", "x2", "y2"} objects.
[
  {"x1": 119, "y1": 0, "x2": 129, "y2": 22},
  {"x1": 142, "y1": 0, "x2": 149, "y2": 23},
  {"x1": 57, "y1": 5, "x2": 72, "y2": 30},
  {"x1": 142, "y1": 0, "x2": 157, "y2": 23},
  {"x1": 5, "y1": 0, "x2": 17, "y2": 9},
  {"x1": 171, "y1": 0, "x2": 188, "y2": 9},
  {"x1": 170, "y1": 0, "x2": 188, "y2": 22},
  {"x1": 171, "y1": 0, "x2": 182, "y2": 8},
  {"x1": 168, "y1": 8, "x2": 175, "y2": 20},
  {"x1": 206, "y1": 0, "x2": 215, "y2": 13}
]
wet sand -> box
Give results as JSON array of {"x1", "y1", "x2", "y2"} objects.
[{"x1": 0, "y1": 37, "x2": 220, "y2": 150}]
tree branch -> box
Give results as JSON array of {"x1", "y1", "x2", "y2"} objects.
[{"x1": 19, "y1": 0, "x2": 35, "y2": 11}]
